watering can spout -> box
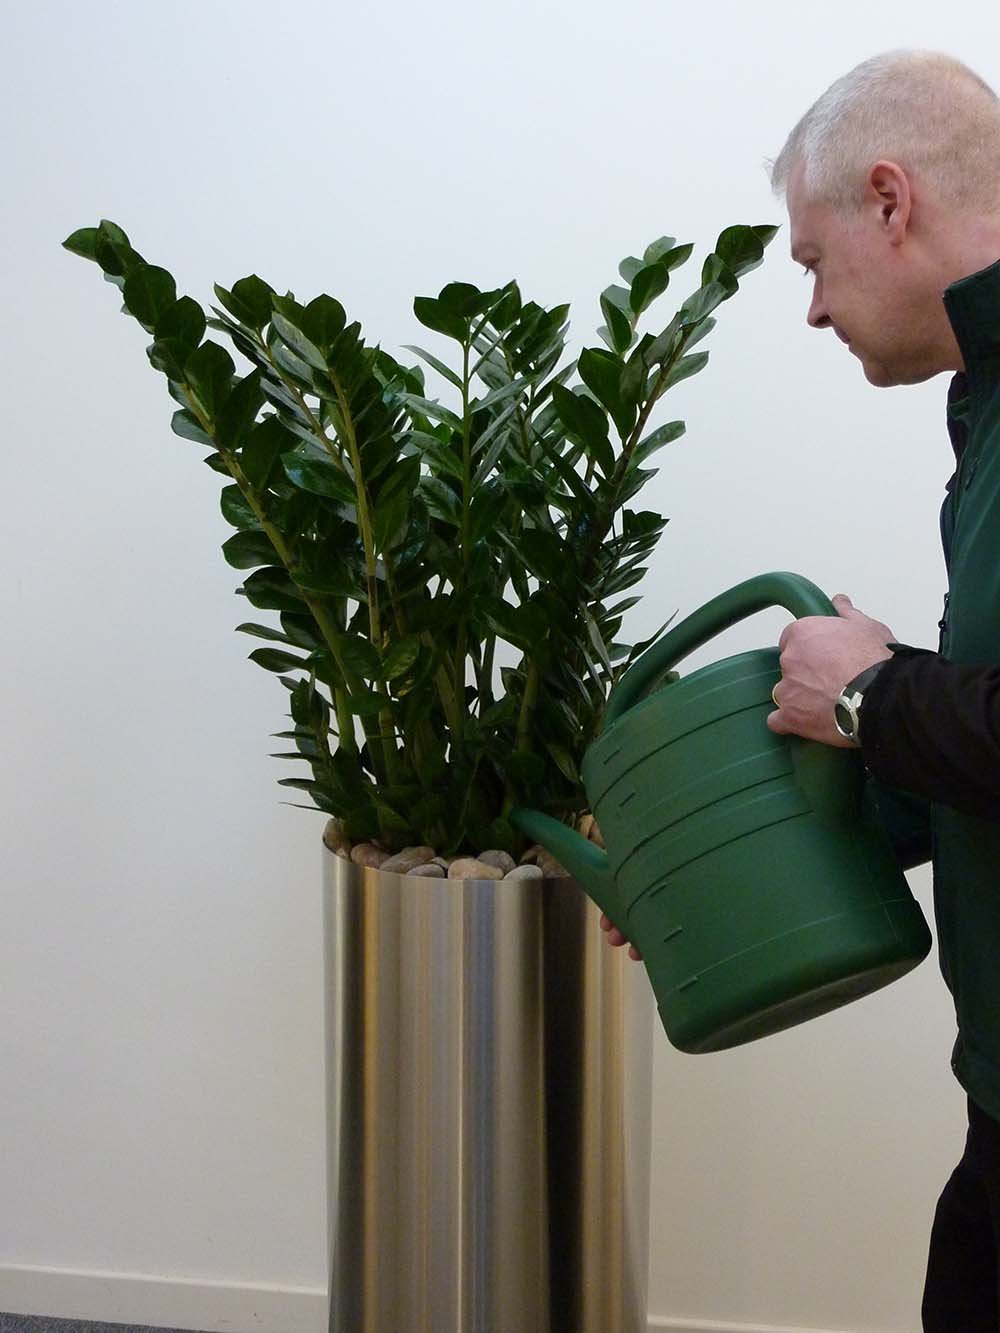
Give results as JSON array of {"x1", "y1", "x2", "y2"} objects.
[{"x1": 509, "y1": 808, "x2": 618, "y2": 922}]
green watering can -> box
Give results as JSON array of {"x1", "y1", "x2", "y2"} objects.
[{"x1": 510, "y1": 572, "x2": 932, "y2": 1054}]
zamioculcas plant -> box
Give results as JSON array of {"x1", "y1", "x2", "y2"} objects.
[{"x1": 64, "y1": 218, "x2": 777, "y2": 862}]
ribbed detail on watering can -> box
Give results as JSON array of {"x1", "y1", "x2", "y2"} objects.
[
  {"x1": 586, "y1": 654, "x2": 782, "y2": 805},
  {"x1": 581, "y1": 644, "x2": 932, "y2": 1053},
  {"x1": 585, "y1": 651, "x2": 804, "y2": 896}
]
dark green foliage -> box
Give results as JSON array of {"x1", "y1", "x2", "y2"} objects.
[{"x1": 65, "y1": 216, "x2": 778, "y2": 853}]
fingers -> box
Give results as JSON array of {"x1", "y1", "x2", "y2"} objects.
[{"x1": 600, "y1": 912, "x2": 643, "y2": 961}]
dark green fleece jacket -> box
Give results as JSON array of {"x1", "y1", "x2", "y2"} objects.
[{"x1": 859, "y1": 256, "x2": 1000, "y2": 1119}]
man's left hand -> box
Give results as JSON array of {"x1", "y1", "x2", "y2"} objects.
[{"x1": 766, "y1": 593, "x2": 896, "y2": 748}]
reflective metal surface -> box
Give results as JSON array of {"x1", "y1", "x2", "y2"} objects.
[{"x1": 323, "y1": 852, "x2": 655, "y2": 1333}]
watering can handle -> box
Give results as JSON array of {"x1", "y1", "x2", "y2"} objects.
[{"x1": 603, "y1": 571, "x2": 836, "y2": 729}]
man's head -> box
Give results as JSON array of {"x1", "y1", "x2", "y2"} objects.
[{"x1": 768, "y1": 50, "x2": 1000, "y2": 387}]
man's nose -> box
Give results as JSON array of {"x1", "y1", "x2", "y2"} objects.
[{"x1": 807, "y1": 294, "x2": 831, "y2": 330}]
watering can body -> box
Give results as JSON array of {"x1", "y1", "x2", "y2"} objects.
[{"x1": 511, "y1": 573, "x2": 932, "y2": 1054}]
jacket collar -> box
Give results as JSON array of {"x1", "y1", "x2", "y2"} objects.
[
  {"x1": 947, "y1": 370, "x2": 970, "y2": 462},
  {"x1": 943, "y1": 256, "x2": 1000, "y2": 407}
]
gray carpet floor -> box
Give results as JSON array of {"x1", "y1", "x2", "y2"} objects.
[{"x1": 0, "y1": 1318, "x2": 213, "y2": 1333}]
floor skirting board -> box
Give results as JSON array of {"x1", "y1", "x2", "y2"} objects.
[
  {"x1": 1, "y1": 1269, "x2": 865, "y2": 1333},
  {"x1": 649, "y1": 1320, "x2": 861, "y2": 1333},
  {"x1": 0, "y1": 1266, "x2": 325, "y2": 1333}
]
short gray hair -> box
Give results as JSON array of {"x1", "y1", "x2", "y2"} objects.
[{"x1": 766, "y1": 49, "x2": 1000, "y2": 218}]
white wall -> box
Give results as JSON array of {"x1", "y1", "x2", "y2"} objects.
[{"x1": 2, "y1": 1, "x2": 993, "y2": 1329}]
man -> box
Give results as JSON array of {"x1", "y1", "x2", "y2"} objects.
[{"x1": 601, "y1": 48, "x2": 1000, "y2": 1330}]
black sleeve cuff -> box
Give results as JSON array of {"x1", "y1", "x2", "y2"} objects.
[{"x1": 859, "y1": 643, "x2": 1000, "y2": 822}]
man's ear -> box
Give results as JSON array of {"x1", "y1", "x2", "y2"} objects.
[{"x1": 866, "y1": 160, "x2": 912, "y2": 246}]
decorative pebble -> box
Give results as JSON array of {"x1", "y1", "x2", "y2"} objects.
[
  {"x1": 504, "y1": 863, "x2": 544, "y2": 880},
  {"x1": 478, "y1": 849, "x2": 516, "y2": 875},
  {"x1": 431, "y1": 857, "x2": 450, "y2": 869},
  {"x1": 322, "y1": 818, "x2": 351, "y2": 854},
  {"x1": 408, "y1": 862, "x2": 446, "y2": 878},
  {"x1": 518, "y1": 843, "x2": 543, "y2": 865},
  {"x1": 537, "y1": 853, "x2": 571, "y2": 878},
  {"x1": 380, "y1": 845, "x2": 436, "y2": 874},
  {"x1": 448, "y1": 857, "x2": 505, "y2": 880},
  {"x1": 350, "y1": 842, "x2": 387, "y2": 868}
]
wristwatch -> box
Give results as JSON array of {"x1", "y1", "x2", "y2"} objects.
[{"x1": 833, "y1": 660, "x2": 889, "y2": 744}]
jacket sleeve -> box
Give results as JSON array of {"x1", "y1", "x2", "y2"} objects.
[{"x1": 858, "y1": 642, "x2": 1000, "y2": 824}]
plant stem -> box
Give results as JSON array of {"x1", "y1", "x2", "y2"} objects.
[
  {"x1": 330, "y1": 380, "x2": 399, "y2": 786},
  {"x1": 501, "y1": 658, "x2": 541, "y2": 816}
]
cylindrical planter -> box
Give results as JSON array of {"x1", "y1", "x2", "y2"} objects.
[{"x1": 323, "y1": 850, "x2": 655, "y2": 1333}]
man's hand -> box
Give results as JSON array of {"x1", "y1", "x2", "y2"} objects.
[
  {"x1": 599, "y1": 912, "x2": 643, "y2": 961},
  {"x1": 766, "y1": 592, "x2": 896, "y2": 747}
]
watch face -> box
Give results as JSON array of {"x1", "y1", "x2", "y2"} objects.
[{"x1": 834, "y1": 700, "x2": 855, "y2": 739}]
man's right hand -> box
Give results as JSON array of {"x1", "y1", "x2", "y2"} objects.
[{"x1": 599, "y1": 912, "x2": 643, "y2": 962}]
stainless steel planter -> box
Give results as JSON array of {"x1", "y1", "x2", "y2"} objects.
[{"x1": 323, "y1": 851, "x2": 655, "y2": 1333}]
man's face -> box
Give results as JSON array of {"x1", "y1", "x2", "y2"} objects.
[{"x1": 786, "y1": 157, "x2": 943, "y2": 387}]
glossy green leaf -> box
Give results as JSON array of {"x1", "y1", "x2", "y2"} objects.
[
  {"x1": 220, "y1": 484, "x2": 258, "y2": 529},
  {"x1": 331, "y1": 634, "x2": 381, "y2": 678},
  {"x1": 599, "y1": 286, "x2": 633, "y2": 355},
  {"x1": 290, "y1": 678, "x2": 328, "y2": 727},
  {"x1": 659, "y1": 242, "x2": 694, "y2": 271},
  {"x1": 438, "y1": 281, "x2": 485, "y2": 317},
  {"x1": 223, "y1": 529, "x2": 277, "y2": 569},
  {"x1": 629, "y1": 262, "x2": 670, "y2": 315},
  {"x1": 93, "y1": 219, "x2": 144, "y2": 279},
  {"x1": 171, "y1": 408, "x2": 213, "y2": 445},
  {"x1": 184, "y1": 341, "x2": 236, "y2": 418},
  {"x1": 550, "y1": 385, "x2": 613, "y2": 478},
  {"x1": 280, "y1": 612, "x2": 324, "y2": 651},
  {"x1": 401, "y1": 343, "x2": 464, "y2": 390},
  {"x1": 373, "y1": 482, "x2": 411, "y2": 554},
  {"x1": 396, "y1": 392, "x2": 463, "y2": 433},
  {"x1": 345, "y1": 687, "x2": 387, "y2": 717},
  {"x1": 238, "y1": 567, "x2": 306, "y2": 611},
  {"x1": 122, "y1": 265, "x2": 177, "y2": 332},
  {"x1": 714, "y1": 224, "x2": 773, "y2": 278},
  {"x1": 294, "y1": 562, "x2": 357, "y2": 597},
  {"x1": 421, "y1": 476, "x2": 462, "y2": 525},
  {"x1": 214, "y1": 275, "x2": 275, "y2": 330},
  {"x1": 236, "y1": 621, "x2": 296, "y2": 645},
  {"x1": 631, "y1": 419, "x2": 685, "y2": 466},
  {"x1": 271, "y1": 307, "x2": 327, "y2": 372},
  {"x1": 63, "y1": 227, "x2": 99, "y2": 260},
  {"x1": 642, "y1": 235, "x2": 677, "y2": 265},
  {"x1": 249, "y1": 647, "x2": 311, "y2": 672},
  {"x1": 413, "y1": 297, "x2": 467, "y2": 341},
  {"x1": 545, "y1": 743, "x2": 578, "y2": 783},
  {"x1": 578, "y1": 348, "x2": 635, "y2": 439},
  {"x1": 382, "y1": 636, "x2": 421, "y2": 680},
  {"x1": 662, "y1": 351, "x2": 709, "y2": 390},
  {"x1": 412, "y1": 432, "x2": 465, "y2": 482},
  {"x1": 157, "y1": 296, "x2": 206, "y2": 349},
  {"x1": 242, "y1": 415, "x2": 296, "y2": 489},
  {"x1": 303, "y1": 294, "x2": 347, "y2": 351},
  {"x1": 215, "y1": 370, "x2": 264, "y2": 452},
  {"x1": 518, "y1": 528, "x2": 564, "y2": 583},
  {"x1": 282, "y1": 447, "x2": 356, "y2": 503},
  {"x1": 468, "y1": 479, "x2": 507, "y2": 543}
]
